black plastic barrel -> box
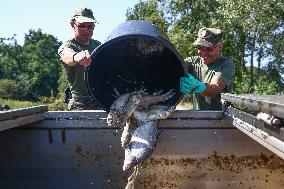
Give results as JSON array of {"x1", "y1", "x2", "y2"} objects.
[{"x1": 85, "y1": 20, "x2": 185, "y2": 112}]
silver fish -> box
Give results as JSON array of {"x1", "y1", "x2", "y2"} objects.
[
  {"x1": 107, "y1": 91, "x2": 142, "y2": 128},
  {"x1": 123, "y1": 120, "x2": 158, "y2": 171},
  {"x1": 138, "y1": 90, "x2": 174, "y2": 109},
  {"x1": 107, "y1": 90, "x2": 176, "y2": 171},
  {"x1": 122, "y1": 104, "x2": 176, "y2": 170},
  {"x1": 118, "y1": 91, "x2": 174, "y2": 149},
  {"x1": 121, "y1": 119, "x2": 133, "y2": 148},
  {"x1": 107, "y1": 90, "x2": 174, "y2": 128},
  {"x1": 133, "y1": 104, "x2": 176, "y2": 121},
  {"x1": 119, "y1": 91, "x2": 177, "y2": 188}
]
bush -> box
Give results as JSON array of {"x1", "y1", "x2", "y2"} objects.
[
  {"x1": 253, "y1": 76, "x2": 280, "y2": 95},
  {"x1": 233, "y1": 73, "x2": 281, "y2": 95},
  {"x1": 39, "y1": 96, "x2": 67, "y2": 111}
]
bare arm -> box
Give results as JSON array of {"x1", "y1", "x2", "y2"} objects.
[
  {"x1": 59, "y1": 47, "x2": 92, "y2": 67},
  {"x1": 201, "y1": 75, "x2": 226, "y2": 97}
]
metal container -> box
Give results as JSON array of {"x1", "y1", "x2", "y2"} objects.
[
  {"x1": 85, "y1": 20, "x2": 185, "y2": 112},
  {"x1": 1, "y1": 110, "x2": 284, "y2": 189}
]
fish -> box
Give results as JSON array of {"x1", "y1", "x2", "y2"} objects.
[
  {"x1": 123, "y1": 120, "x2": 158, "y2": 171},
  {"x1": 123, "y1": 104, "x2": 176, "y2": 170},
  {"x1": 138, "y1": 90, "x2": 174, "y2": 109},
  {"x1": 121, "y1": 119, "x2": 133, "y2": 148},
  {"x1": 107, "y1": 90, "x2": 174, "y2": 128},
  {"x1": 133, "y1": 104, "x2": 176, "y2": 121},
  {"x1": 107, "y1": 91, "x2": 143, "y2": 128},
  {"x1": 117, "y1": 91, "x2": 174, "y2": 149},
  {"x1": 106, "y1": 89, "x2": 176, "y2": 171},
  {"x1": 111, "y1": 90, "x2": 177, "y2": 188}
]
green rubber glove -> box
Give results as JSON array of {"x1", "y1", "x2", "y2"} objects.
[{"x1": 180, "y1": 74, "x2": 206, "y2": 94}]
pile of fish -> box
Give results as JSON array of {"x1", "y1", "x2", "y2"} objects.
[{"x1": 106, "y1": 90, "x2": 176, "y2": 170}]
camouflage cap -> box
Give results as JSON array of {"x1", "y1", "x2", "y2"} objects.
[
  {"x1": 72, "y1": 6, "x2": 98, "y2": 23},
  {"x1": 193, "y1": 27, "x2": 222, "y2": 47}
]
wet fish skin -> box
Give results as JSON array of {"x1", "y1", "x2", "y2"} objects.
[
  {"x1": 148, "y1": 105, "x2": 176, "y2": 120},
  {"x1": 107, "y1": 91, "x2": 143, "y2": 128},
  {"x1": 139, "y1": 90, "x2": 174, "y2": 108},
  {"x1": 123, "y1": 120, "x2": 158, "y2": 171},
  {"x1": 123, "y1": 104, "x2": 175, "y2": 170},
  {"x1": 121, "y1": 119, "x2": 133, "y2": 148},
  {"x1": 122, "y1": 91, "x2": 176, "y2": 170},
  {"x1": 121, "y1": 94, "x2": 175, "y2": 148},
  {"x1": 133, "y1": 105, "x2": 176, "y2": 121},
  {"x1": 107, "y1": 90, "x2": 176, "y2": 171},
  {"x1": 107, "y1": 90, "x2": 174, "y2": 127}
]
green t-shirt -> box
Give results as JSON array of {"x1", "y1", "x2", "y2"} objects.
[
  {"x1": 58, "y1": 39, "x2": 101, "y2": 97},
  {"x1": 184, "y1": 56, "x2": 235, "y2": 110}
]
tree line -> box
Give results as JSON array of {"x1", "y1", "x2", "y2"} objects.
[
  {"x1": 0, "y1": 0, "x2": 283, "y2": 102},
  {"x1": 126, "y1": 0, "x2": 283, "y2": 94},
  {"x1": 0, "y1": 30, "x2": 67, "y2": 101}
]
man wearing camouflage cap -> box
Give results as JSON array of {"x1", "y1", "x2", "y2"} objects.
[
  {"x1": 180, "y1": 27, "x2": 235, "y2": 110},
  {"x1": 58, "y1": 6, "x2": 102, "y2": 110}
]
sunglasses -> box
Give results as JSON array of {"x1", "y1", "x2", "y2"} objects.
[
  {"x1": 197, "y1": 45, "x2": 217, "y2": 52},
  {"x1": 75, "y1": 23, "x2": 95, "y2": 30}
]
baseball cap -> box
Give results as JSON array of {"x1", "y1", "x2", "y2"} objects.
[
  {"x1": 72, "y1": 6, "x2": 98, "y2": 23},
  {"x1": 193, "y1": 27, "x2": 222, "y2": 47}
]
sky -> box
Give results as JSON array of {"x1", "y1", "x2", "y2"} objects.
[{"x1": 0, "y1": 0, "x2": 140, "y2": 45}]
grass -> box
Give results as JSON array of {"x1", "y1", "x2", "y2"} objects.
[
  {"x1": 0, "y1": 97, "x2": 67, "y2": 111},
  {"x1": 0, "y1": 98, "x2": 42, "y2": 109}
]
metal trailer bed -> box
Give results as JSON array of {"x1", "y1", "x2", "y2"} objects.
[{"x1": 0, "y1": 105, "x2": 284, "y2": 189}]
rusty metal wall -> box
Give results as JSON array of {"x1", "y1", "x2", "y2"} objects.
[{"x1": 0, "y1": 111, "x2": 284, "y2": 189}]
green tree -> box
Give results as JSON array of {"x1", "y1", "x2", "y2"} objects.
[
  {"x1": 127, "y1": 0, "x2": 284, "y2": 94},
  {"x1": 0, "y1": 29, "x2": 62, "y2": 100},
  {"x1": 217, "y1": 0, "x2": 283, "y2": 88},
  {"x1": 21, "y1": 29, "x2": 62, "y2": 100},
  {"x1": 0, "y1": 37, "x2": 29, "y2": 100},
  {"x1": 0, "y1": 36, "x2": 23, "y2": 80},
  {"x1": 165, "y1": 0, "x2": 220, "y2": 57},
  {"x1": 126, "y1": 0, "x2": 169, "y2": 33}
]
